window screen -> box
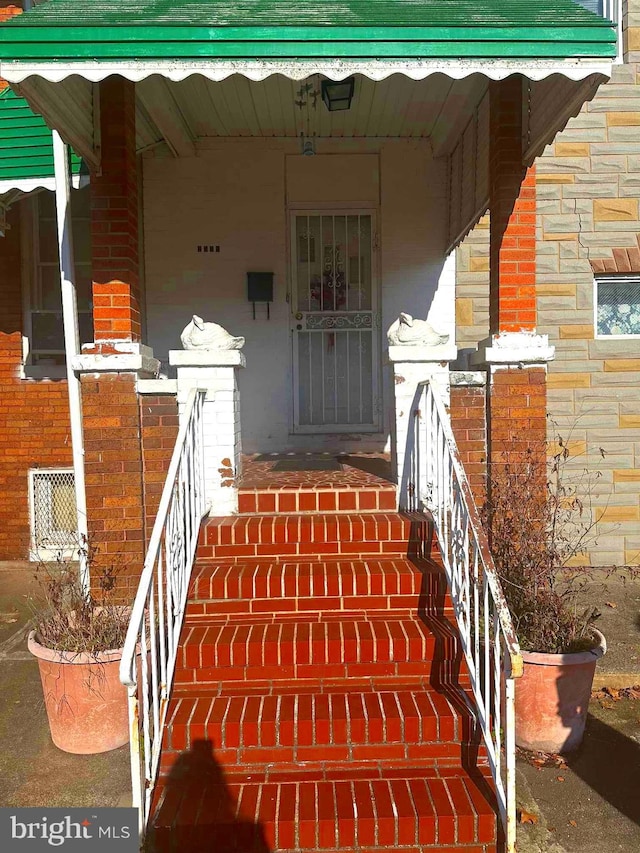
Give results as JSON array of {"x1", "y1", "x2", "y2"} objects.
[{"x1": 596, "y1": 275, "x2": 640, "y2": 337}]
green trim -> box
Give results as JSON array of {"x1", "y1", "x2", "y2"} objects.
[
  {"x1": 0, "y1": 0, "x2": 617, "y2": 64},
  {"x1": 0, "y1": 40, "x2": 616, "y2": 60},
  {"x1": 0, "y1": 88, "x2": 83, "y2": 187},
  {"x1": 0, "y1": 26, "x2": 615, "y2": 44}
]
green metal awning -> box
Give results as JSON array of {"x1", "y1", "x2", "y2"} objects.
[
  {"x1": 0, "y1": 0, "x2": 617, "y2": 83},
  {"x1": 0, "y1": 87, "x2": 85, "y2": 194}
]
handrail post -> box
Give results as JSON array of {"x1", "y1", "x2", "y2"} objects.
[
  {"x1": 170, "y1": 349, "x2": 246, "y2": 517},
  {"x1": 388, "y1": 342, "x2": 457, "y2": 512}
]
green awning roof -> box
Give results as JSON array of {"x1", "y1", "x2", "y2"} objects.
[
  {"x1": 0, "y1": 87, "x2": 85, "y2": 193},
  {"x1": 0, "y1": 0, "x2": 617, "y2": 63}
]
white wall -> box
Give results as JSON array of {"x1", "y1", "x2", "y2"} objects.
[{"x1": 142, "y1": 138, "x2": 449, "y2": 452}]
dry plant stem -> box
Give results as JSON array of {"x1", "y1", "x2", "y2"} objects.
[
  {"x1": 484, "y1": 420, "x2": 640, "y2": 654},
  {"x1": 30, "y1": 536, "x2": 129, "y2": 656}
]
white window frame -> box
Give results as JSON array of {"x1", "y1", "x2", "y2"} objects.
[
  {"x1": 20, "y1": 191, "x2": 92, "y2": 379},
  {"x1": 594, "y1": 273, "x2": 640, "y2": 340},
  {"x1": 28, "y1": 467, "x2": 78, "y2": 561}
]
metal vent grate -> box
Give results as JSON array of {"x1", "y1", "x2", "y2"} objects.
[{"x1": 29, "y1": 469, "x2": 78, "y2": 558}]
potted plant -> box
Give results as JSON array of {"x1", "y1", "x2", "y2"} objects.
[
  {"x1": 484, "y1": 436, "x2": 631, "y2": 754},
  {"x1": 27, "y1": 544, "x2": 131, "y2": 755}
]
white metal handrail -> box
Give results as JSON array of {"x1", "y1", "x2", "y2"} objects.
[
  {"x1": 404, "y1": 381, "x2": 522, "y2": 853},
  {"x1": 119, "y1": 387, "x2": 207, "y2": 832}
]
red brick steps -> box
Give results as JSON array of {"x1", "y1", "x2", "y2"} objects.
[
  {"x1": 147, "y1": 506, "x2": 497, "y2": 851},
  {"x1": 187, "y1": 557, "x2": 451, "y2": 616},
  {"x1": 173, "y1": 613, "x2": 462, "y2": 685},
  {"x1": 149, "y1": 767, "x2": 496, "y2": 852},
  {"x1": 197, "y1": 513, "x2": 428, "y2": 560},
  {"x1": 161, "y1": 682, "x2": 478, "y2": 775}
]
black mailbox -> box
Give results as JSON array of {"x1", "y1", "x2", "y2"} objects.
[
  {"x1": 247, "y1": 272, "x2": 274, "y2": 303},
  {"x1": 247, "y1": 272, "x2": 274, "y2": 319}
]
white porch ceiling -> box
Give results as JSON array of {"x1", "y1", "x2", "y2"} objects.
[{"x1": 135, "y1": 73, "x2": 486, "y2": 154}]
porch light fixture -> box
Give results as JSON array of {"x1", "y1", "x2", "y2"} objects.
[{"x1": 321, "y1": 77, "x2": 355, "y2": 112}]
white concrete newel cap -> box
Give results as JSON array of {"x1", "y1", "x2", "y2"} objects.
[
  {"x1": 180, "y1": 315, "x2": 245, "y2": 351},
  {"x1": 387, "y1": 312, "x2": 450, "y2": 347}
]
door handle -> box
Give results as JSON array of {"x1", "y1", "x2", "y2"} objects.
[
  {"x1": 296, "y1": 324, "x2": 303, "y2": 331},
  {"x1": 295, "y1": 312, "x2": 303, "y2": 320}
]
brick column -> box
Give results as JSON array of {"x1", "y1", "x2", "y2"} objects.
[
  {"x1": 449, "y1": 372, "x2": 488, "y2": 507},
  {"x1": 138, "y1": 382, "x2": 179, "y2": 546},
  {"x1": 91, "y1": 76, "x2": 140, "y2": 344},
  {"x1": 474, "y1": 79, "x2": 554, "y2": 473},
  {"x1": 489, "y1": 78, "x2": 537, "y2": 336},
  {"x1": 74, "y1": 76, "x2": 160, "y2": 595}
]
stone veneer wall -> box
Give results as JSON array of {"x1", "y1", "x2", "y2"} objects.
[{"x1": 455, "y1": 1, "x2": 640, "y2": 566}]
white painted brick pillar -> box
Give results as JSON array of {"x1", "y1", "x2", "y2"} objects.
[
  {"x1": 388, "y1": 344, "x2": 457, "y2": 510},
  {"x1": 169, "y1": 349, "x2": 246, "y2": 516}
]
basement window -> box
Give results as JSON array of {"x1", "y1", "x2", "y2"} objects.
[
  {"x1": 22, "y1": 188, "x2": 93, "y2": 371},
  {"x1": 28, "y1": 469, "x2": 78, "y2": 560},
  {"x1": 595, "y1": 275, "x2": 640, "y2": 338}
]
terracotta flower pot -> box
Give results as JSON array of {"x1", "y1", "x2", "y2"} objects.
[
  {"x1": 28, "y1": 630, "x2": 130, "y2": 754},
  {"x1": 515, "y1": 629, "x2": 606, "y2": 754}
]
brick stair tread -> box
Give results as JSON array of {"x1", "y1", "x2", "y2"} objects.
[
  {"x1": 149, "y1": 766, "x2": 496, "y2": 850},
  {"x1": 201, "y1": 512, "x2": 427, "y2": 546},
  {"x1": 189, "y1": 556, "x2": 440, "y2": 600},
  {"x1": 164, "y1": 683, "x2": 474, "y2": 753},
  {"x1": 238, "y1": 486, "x2": 397, "y2": 515},
  {"x1": 186, "y1": 556, "x2": 450, "y2": 617},
  {"x1": 176, "y1": 613, "x2": 461, "y2": 669}
]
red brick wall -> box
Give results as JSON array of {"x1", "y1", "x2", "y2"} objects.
[
  {"x1": 91, "y1": 77, "x2": 141, "y2": 343},
  {"x1": 489, "y1": 79, "x2": 537, "y2": 334},
  {"x1": 0, "y1": 205, "x2": 73, "y2": 559},
  {"x1": 487, "y1": 367, "x2": 547, "y2": 460},
  {"x1": 81, "y1": 373, "x2": 145, "y2": 597},
  {"x1": 140, "y1": 395, "x2": 179, "y2": 544},
  {"x1": 450, "y1": 384, "x2": 488, "y2": 506}
]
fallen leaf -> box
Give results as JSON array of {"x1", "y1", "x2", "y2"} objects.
[
  {"x1": 557, "y1": 776, "x2": 565, "y2": 782},
  {"x1": 517, "y1": 809, "x2": 538, "y2": 825},
  {"x1": 604, "y1": 601, "x2": 617, "y2": 609},
  {"x1": 0, "y1": 612, "x2": 18, "y2": 624},
  {"x1": 569, "y1": 820, "x2": 577, "y2": 828}
]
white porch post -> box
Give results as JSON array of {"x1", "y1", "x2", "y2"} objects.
[
  {"x1": 52, "y1": 130, "x2": 89, "y2": 591},
  {"x1": 169, "y1": 350, "x2": 245, "y2": 516},
  {"x1": 388, "y1": 343, "x2": 457, "y2": 510}
]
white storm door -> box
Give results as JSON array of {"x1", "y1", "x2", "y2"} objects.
[{"x1": 291, "y1": 212, "x2": 379, "y2": 433}]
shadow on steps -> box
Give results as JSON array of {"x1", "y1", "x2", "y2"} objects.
[{"x1": 145, "y1": 739, "x2": 271, "y2": 853}]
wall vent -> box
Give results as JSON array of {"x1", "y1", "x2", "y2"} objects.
[{"x1": 29, "y1": 469, "x2": 78, "y2": 560}]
